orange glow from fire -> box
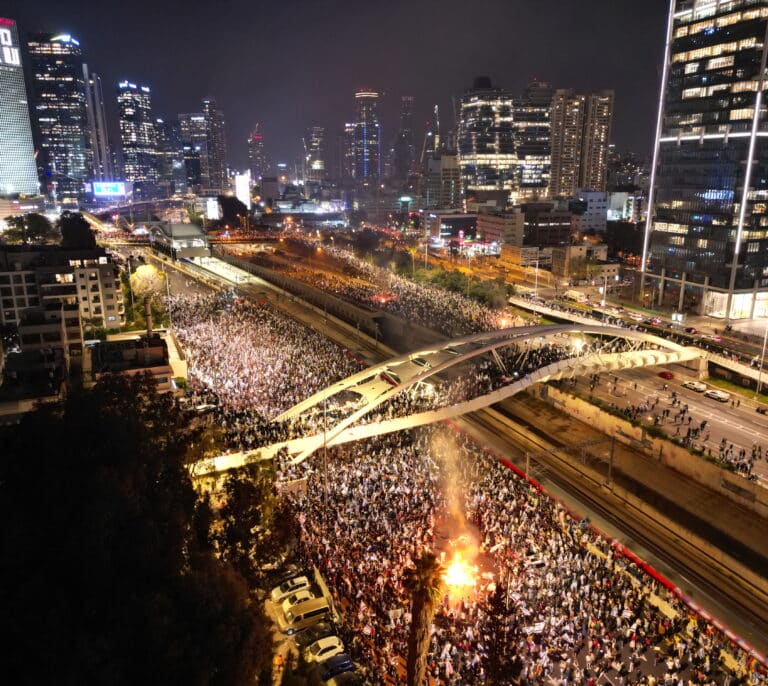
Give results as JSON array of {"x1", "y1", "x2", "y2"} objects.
[{"x1": 444, "y1": 552, "x2": 476, "y2": 588}]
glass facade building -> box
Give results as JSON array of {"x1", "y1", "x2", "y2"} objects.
[
  {"x1": 83, "y1": 65, "x2": 112, "y2": 181},
  {"x1": 0, "y1": 18, "x2": 38, "y2": 196},
  {"x1": 27, "y1": 33, "x2": 90, "y2": 205},
  {"x1": 117, "y1": 81, "x2": 157, "y2": 200},
  {"x1": 514, "y1": 79, "x2": 553, "y2": 200},
  {"x1": 353, "y1": 90, "x2": 381, "y2": 181},
  {"x1": 642, "y1": 0, "x2": 768, "y2": 319},
  {"x1": 201, "y1": 97, "x2": 227, "y2": 191},
  {"x1": 457, "y1": 77, "x2": 516, "y2": 198}
]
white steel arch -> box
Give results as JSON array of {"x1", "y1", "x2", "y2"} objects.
[{"x1": 189, "y1": 324, "x2": 700, "y2": 476}]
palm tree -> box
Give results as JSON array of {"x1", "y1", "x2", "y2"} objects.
[{"x1": 404, "y1": 551, "x2": 445, "y2": 686}]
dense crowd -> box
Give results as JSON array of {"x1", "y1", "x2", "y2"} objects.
[
  {"x1": 231, "y1": 243, "x2": 525, "y2": 337},
  {"x1": 168, "y1": 293, "x2": 363, "y2": 450},
  {"x1": 283, "y1": 428, "x2": 765, "y2": 685},
  {"x1": 166, "y1": 274, "x2": 765, "y2": 685}
]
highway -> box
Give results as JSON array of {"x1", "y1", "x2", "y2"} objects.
[
  {"x1": 111, "y1": 245, "x2": 768, "y2": 657},
  {"x1": 571, "y1": 364, "x2": 768, "y2": 484}
]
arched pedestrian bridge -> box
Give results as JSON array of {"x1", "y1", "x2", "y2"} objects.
[{"x1": 189, "y1": 324, "x2": 701, "y2": 476}]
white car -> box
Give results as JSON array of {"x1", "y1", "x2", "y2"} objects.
[
  {"x1": 304, "y1": 635, "x2": 345, "y2": 663},
  {"x1": 281, "y1": 589, "x2": 315, "y2": 615},
  {"x1": 682, "y1": 381, "x2": 707, "y2": 393},
  {"x1": 271, "y1": 575, "x2": 310, "y2": 603},
  {"x1": 704, "y1": 389, "x2": 730, "y2": 402}
]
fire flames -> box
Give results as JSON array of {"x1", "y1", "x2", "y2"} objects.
[{"x1": 444, "y1": 552, "x2": 476, "y2": 588}]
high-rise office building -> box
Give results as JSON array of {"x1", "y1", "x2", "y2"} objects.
[
  {"x1": 201, "y1": 97, "x2": 227, "y2": 190},
  {"x1": 304, "y1": 125, "x2": 326, "y2": 182},
  {"x1": 456, "y1": 77, "x2": 516, "y2": 198},
  {"x1": 117, "y1": 80, "x2": 157, "y2": 200},
  {"x1": 83, "y1": 65, "x2": 112, "y2": 181},
  {"x1": 179, "y1": 112, "x2": 208, "y2": 189},
  {"x1": 342, "y1": 123, "x2": 355, "y2": 180},
  {"x1": 0, "y1": 18, "x2": 39, "y2": 196},
  {"x1": 514, "y1": 79, "x2": 553, "y2": 200},
  {"x1": 353, "y1": 90, "x2": 381, "y2": 181},
  {"x1": 248, "y1": 124, "x2": 268, "y2": 182},
  {"x1": 154, "y1": 117, "x2": 184, "y2": 197},
  {"x1": 423, "y1": 152, "x2": 461, "y2": 209},
  {"x1": 642, "y1": 0, "x2": 768, "y2": 320},
  {"x1": 27, "y1": 32, "x2": 90, "y2": 204},
  {"x1": 392, "y1": 95, "x2": 416, "y2": 183},
  {"x1": 550, "y1": 89, "x2": 614, "y2": 198}
]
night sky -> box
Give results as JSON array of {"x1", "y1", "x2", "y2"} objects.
[{"x1": 8, "y1": 0, "x2": 670, "y2": 169}]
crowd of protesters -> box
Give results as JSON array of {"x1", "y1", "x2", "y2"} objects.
[
  {"x1": 283, "y1": 428, "x2": 765, "y2": 685},
  {"x1": 164, "y1": 282, "x2": 765, "y2": 685}
]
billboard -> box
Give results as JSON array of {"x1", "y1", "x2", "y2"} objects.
[{"x1": 92, "y1": 181, "x2": 127, "y2": 197}]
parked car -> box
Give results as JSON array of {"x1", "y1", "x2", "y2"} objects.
[
  {"x1": 704, "y1": 389, "x2": 730, "y2": 402},
  {"x1": 684, "y1": 326, "x2": 698, "y2": 334},
  {"x1": 682, "y1": 380, "x2": 707, "y2": 393},
  {"x1": 319, "y1": 654, "x2": 355, "y2": 681},
  {"x1": 658, "y1": 370, "x2": 674, "y2": 380},
  {"x1": 294, "y1": 621, "x2": 338, "y2": 648},
  {"x1": 282, "y1": 589, "x2": 316, "y2": 615},
  {"x1": 304, "y1": 636, "x2": 345, "y2": 663},
  {"x1": 271, "y1": 575, "x2": 310, "y2": 603}
]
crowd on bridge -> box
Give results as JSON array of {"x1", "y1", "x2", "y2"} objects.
[{"x1": 283, "y1": 427, "x2": 765, "y2": 685}]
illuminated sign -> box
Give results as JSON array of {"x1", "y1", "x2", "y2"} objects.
[
  {"x1": 0, "y1": 20, "x2": 20, "y2": 68},
  {"x1": 93, "y1": 181, "x2": 127, "y2": 197}
]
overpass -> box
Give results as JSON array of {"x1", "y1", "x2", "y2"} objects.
[{"x1": 189, "y1": 324, "x2": 701, "y2": 477}]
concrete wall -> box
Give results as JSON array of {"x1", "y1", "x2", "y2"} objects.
[{"x1": 543, "y1": 385, "x2": 768, "y2": 518}]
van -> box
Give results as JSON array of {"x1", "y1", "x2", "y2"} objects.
[{"x1": 279, "y1": 597, "x2": 331, "y2": 635}]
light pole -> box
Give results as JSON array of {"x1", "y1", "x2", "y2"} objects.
[{"x1": 755, "y1": 317, "x2": 768, "y2": 399}]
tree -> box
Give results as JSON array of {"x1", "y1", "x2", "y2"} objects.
[
  {"x1": 216, "y1": 464, "x2": 296, "y2": 587},
  {"x1": 2, "y1": 212, "x2": 58, "y2": 244},
  {"x1": 59, "y1": 211, "x2": 96, "y2": 248},
  {"x1": 130, "y1": 263, "x2": 166, "y2": 299},
  {"x1": 218, "y1": 195, "x2": 250, "y2": 225},
  {"x1": 0, "y1": 374, "x2": 273, "y2": 684},
  {"x1": 404, "y1": 551, "x2": 445, "y2": 686}
]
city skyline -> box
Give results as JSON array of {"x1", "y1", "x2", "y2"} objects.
[{"x1": 7, "y1": 0, "x2": 670, "y2": 168}]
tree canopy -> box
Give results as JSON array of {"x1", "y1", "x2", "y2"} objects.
[
  {"x1": 2, "y1": 213, "x2": 59, "y2": 245},
  {"x1": 0, "y1": 374, "x2": 271, "y2": 684},
  {"x1": 58, "y1": 210, "x2": 97, "y2": 248}
]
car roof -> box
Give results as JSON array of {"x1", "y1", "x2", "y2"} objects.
[{"x1": 322, "y1": 653, "x2": 353, "y2": 668}]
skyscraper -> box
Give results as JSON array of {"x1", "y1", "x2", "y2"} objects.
[
  {"x1": 179, "y1": 112, "x2": 208, "y2": 189},
  {"x1": 117, "y1": 80, "x2": 157, "y2": 200},
  {"x1": 83, "y1": 65, "x2": 112, "y2": 181},
  {"x1": 0, "y1": 18, "x2": 38, "y2": 196},
  {"x1": 27, "y1": 32, "x2": 90, "y2": 204},
  {"x1": 642, "y1": 0, "x2": 768, "y2": 320},
  {"x1": 456, "y1": 77, "x2": 516, "y2": 198},
  {"x1": 514, "y1": 79, "x2": 553, "y2": 200},
  {"x1": 549, "y1": 89, "x2": 614, "y2": 198},
  {"x1": 304, "y1": 125, "x2": 326, "y2": 182},
  {"x1": 248, "y1": 124, "x2": 267, "y2": 182},
  {"x1": 201, "y1": 97, "x2": 227, "y2": 190},
  {"x1": 392, "y1": 95, "x2": 416, "y2": 183},
  {"x1": 353, "y1": 90, "x2": 381, "y2": 181}
]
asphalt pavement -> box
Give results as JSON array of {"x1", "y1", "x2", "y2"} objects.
[{"x1": 574, "y1": 364, "x2": 768, "y2": 484}]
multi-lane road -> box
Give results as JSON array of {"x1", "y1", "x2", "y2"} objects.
[{"x1": 573, "y1": 364, "x2": 768, "y2": 484}]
